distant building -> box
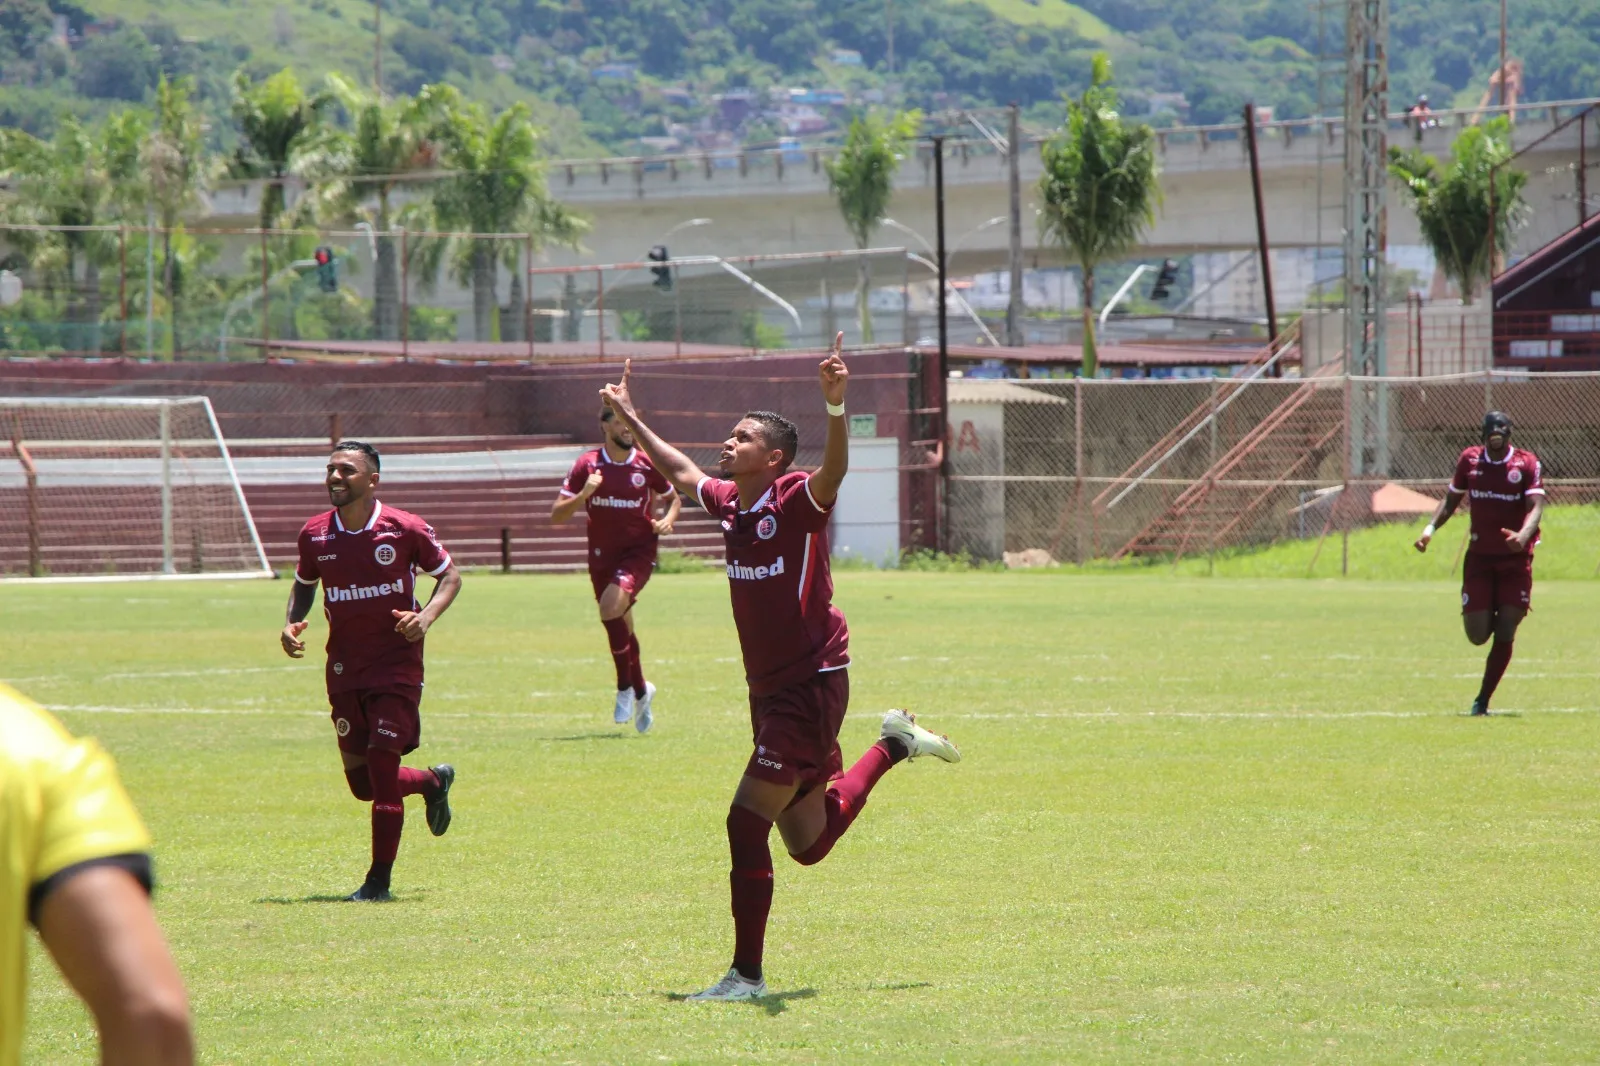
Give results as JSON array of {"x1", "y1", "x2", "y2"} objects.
[
  {"x1": 715, "y1": 89, "x2": 757, "y2": 129},
  {"x1": 592, "y1": 62, "x2": 638, "y2": 82},
  {"x1": 660, "y1": 86, "x2": 695, "y2": 108},
  {"x1": 490, "y1": 54, "x2": 514, "y2": 73},
  {"x1": 830, "y1": 48, "x2": 863, "y2": 67}
]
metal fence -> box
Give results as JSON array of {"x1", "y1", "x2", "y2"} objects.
[
  {"x1": 0, "y1": 225, "x2": 970, "y2": 359},
  {"x1": 948, "y1": 370, "x2": 1600, "y2": 565}
]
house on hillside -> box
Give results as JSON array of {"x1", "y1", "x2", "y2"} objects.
[{"x1": 1492, "y1": 212, "x2": 1600, "y2": 371}]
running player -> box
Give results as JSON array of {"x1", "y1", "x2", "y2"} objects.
[
  {"x1": 281, "y1": 440, "x2": 462, "y2": 901},
  {"x1": 1414, "y1": 411, "x2": 1546, "y2": 715},
  {"x1": 600, "y1": 333, "x2": 961, "y2": 1001},
  {"x1": 550, "y1": 406, "x2": 681, "y2": 732}
]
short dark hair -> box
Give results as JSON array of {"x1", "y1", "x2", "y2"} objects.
[
  {"x1": 332, "y1": 440, "x2": 381, "y2": 472},
  {"x1": 1481, "y1": 411, "x2": 1513, "y2": 439},
  {"x1": 599, "y1": 406, "x2": 616, "y2": 422},
  {"x1": 743, "y1": 410, "x2": 799, "y2": 471}
]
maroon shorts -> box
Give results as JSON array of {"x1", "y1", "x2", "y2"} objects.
[
  {"x1": 1462, "y1": 551, "x2": 1533, "y2": 614},
  {"x1": 329, "y1": 685, "x2": 422, "y2": 756},
  {"x1": 588, "y1": 545, "x2": 657, "y2": 603},
  {"x1": 745, "y1": 669, "x2": 849, "y2": 790}
]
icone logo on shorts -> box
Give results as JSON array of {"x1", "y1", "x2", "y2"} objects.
[
  {"x1": 756, "y1": 515, "x2": 778, "y2": 540},
  {"x1": 631, "y1": 471, "x2": 646, "y2": 488},
  {"x1": 1507, "y1": 468, "x2": 1522, "y2": 484},
  {"x1": 335, "y1": 717, "x2": 351, "y2": 736},
  {"x1": 758, "y1": 756, "x2": 783, "y2": 770},
  {"x1": 374, "y1": 543, "x2": 397, "y2": 565}
]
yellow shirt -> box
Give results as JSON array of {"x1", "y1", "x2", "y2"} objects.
[{"x1": 1, "y1": 684, "x2": 151, "y2": 1066}]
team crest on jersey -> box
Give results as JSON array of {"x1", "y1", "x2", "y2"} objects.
[
  {"x1": 335, "y1": 717, "x2": 351, "y2": 737},
  {"x1": 631, "y1": 471, "x2": 646, "y2": 488},
  {"x1": 1507, "y1": 468, "x2": 1522, "y2": 484},
  {"x1": 333, "y1": 662, "x2": 344, "y2": 675},
  {"x1": 756, "y1": 515, "x2": 778, "y2": 540},
  {"x1": 374, "y1": 543, "x2": 397, "y2": 565}
]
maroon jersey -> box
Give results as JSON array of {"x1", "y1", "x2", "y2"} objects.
[
  {"x1": 561, "y1": 447, "x2": 671, "y2": 555},
  {"x1": 1449, "y1": 445, "x2": 1546, "y2": 557},
  {"x1": 293, "y1": 501, "x2": 453, "y2": 693},
  {"x1": 697, "y1": 471, "x2": 849, "y2": 696}
]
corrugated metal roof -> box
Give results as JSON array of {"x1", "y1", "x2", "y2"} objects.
[{"x1": 948, "y1": 379, "x2": 1069, "y2": 404}]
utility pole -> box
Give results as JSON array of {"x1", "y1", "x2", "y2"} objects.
[
  {"x1": 374, "y1": 0, "x2": 382, "y2": 95},
  {"x1": 1498, "y1": 0, "x2": 1507, "y2": 108},
  {"x1": 1345, "y1": 0, "x2": 1389, "y2": 474},
  {"x1": 1006, "y1": 103, "x2": 1024, "y2": 348},
  {"x1": 1243, "y1": 102, "x2": 1279, "y2": 353},
  {"x1": 886, "y1": 0, "x2": 895, "y2": 76},
  {"x1": 933, "y1": 134, "x2": 949, "y2": 552}
]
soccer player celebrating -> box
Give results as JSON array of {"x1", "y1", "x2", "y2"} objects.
[
  {"x1": 550, "y1": 406, "x2": 681, "y2": 732},
  {"x1": 600, "y1": 333, "x2": 961, "y2": 1002},
  {"x1": 1415, "y1": 411, "x2": 1546, "y2": 716},
  {"x1": 280, "y1": 441, "x2": 462, "y2": 901}
]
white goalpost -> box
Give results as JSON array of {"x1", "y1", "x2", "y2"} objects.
[{"x1": 0, "y1": 396, "x2": 272, "y2": 581}]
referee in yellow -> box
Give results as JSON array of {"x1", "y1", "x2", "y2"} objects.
[{"x1": 2, "y1": 683, "x2": 193, "y2": 1066}]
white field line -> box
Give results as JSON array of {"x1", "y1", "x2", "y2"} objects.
[
  {"x1": 42, "y1": 704, "x2": 1596, "y2": 722},
  {"x1": 4, "y1": 665, "x2": 306, "y2": 684}
]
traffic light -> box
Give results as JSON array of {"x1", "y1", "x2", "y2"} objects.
[
  {"x1": 1150, "y1": 258, "x2": 1179, "y2": 301},
  {"x1": 648, "y1": 245, "x2": 672, "y2": 291},
  {"x1": 314, "y1": 246, "x2": 338, "y2": 293}
]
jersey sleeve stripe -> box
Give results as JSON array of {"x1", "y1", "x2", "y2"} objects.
[
  {"x1": 424, "y1": 554, "x2": 453, "y2": 577},
  {"x1": 696, "y1": 476, "x2": 713, "y2": 515},
  {"x1": 1526, "y1": 487, "x2": 1547, "y2": 496},
  {"x1": 557, "y1": 489, "x2": 577, "y2": 498},
  {"x1": 293, "y1": 570, "x2": 318, "y2": 585},
  {"x1": 802, "y1": 476, "x2": 829, "y2": 513},
  {"x1": 1447, "y1": 483, "x2": 1465, "y2": 494}
]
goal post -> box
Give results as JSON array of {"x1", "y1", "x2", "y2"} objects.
[{"x1": 0, "y1": 396, "x2": 272, "y2": 581}]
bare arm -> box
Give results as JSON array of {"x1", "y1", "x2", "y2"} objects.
[
  {"x1": 280, "y1": 578, "x2": 316, "y2": 657},
  {"x1": 37, "y1": 865, "x2": 194, "y2": 1066},
  {"x1": 652, "y1": 487, "x2": 683, "y2": 535},
  {"x1": 1504, "y1": 493, "x2": 1545, "y2": 551},
  {"x1": 1413, "y1": 490, "x2": 1465, "y2": 553},
  {"x1": 393, "y1": 563, "x2": 462, "y2": 643},
  {"x1": 550, "y1": 469, "x2": 603, "y2": 523},
  {"x1": 808, "y1": 332, "x2": 849, "y2": 508},
  {"x1": 600, "y1": 359, "x2": 709, "y2": 498}
]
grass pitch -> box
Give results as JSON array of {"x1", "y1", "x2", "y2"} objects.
[{"x1": 11, "y1": 569, "x2": 1600, "y2": 1063}]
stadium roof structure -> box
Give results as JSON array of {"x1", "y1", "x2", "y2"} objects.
[
  {"x1": 927, "y1": 342, "x2": 1280, "y2": 369},
  {"x1": 239, "y1": 339, "x2": 756, "y2": 363},
  {"x1": 948, "y1": 379, "x2": 1068, "y2": 404}
]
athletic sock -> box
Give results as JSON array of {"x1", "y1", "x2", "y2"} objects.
[
  {"x1": 627, "y1": 636, "x2": 647, "y2": 700},
  {"x1": 366, "y1": 748, "x2": 405, "y2": 877},
  {"x1": 793, "y1": 740, "x2": 897, "y2": 867},
  {"x1": 1477, "y1": 639, "x2": 1514, "y2": 707},
  {"x1": 398, "y1": 766, "x2": 438, "y2": 798},
  {"x1": 344, "y1": 766, "x2": 374, "y2": 801},
  {"x1": 726, "y1": 805, "x2": 774, "y2": 982},
  {"x1": 602, "y1": 617, "x2": 632, "y2": 692}
]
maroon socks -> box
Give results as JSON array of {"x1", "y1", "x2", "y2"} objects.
[
  {"x1": 792, "y1": 740, "x2": 901, "y2": 867},
  {"x1": 627, "y1": 636, "x2": 647, "y2": 699},
  {"x1": 726, "y1": 805, "x2": 774, "y2": 982},
  {"x1": 1478, "y1": 640, "x2": 1514, "y2": 708},
  {"x1": 602, "y1": 617, "x2": 632, "y2": 692}
]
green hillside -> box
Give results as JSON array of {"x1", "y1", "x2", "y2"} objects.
[{"x1": 0, "y1": 0, "x2": 1594, "y2": 154}]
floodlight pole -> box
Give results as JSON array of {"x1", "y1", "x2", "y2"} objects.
[
  {"x1": 1243, "y1": 102, "x2": 1280, "y2": 363},
  {"x1": 933, "y1": 134, "x2": 949, "y2": 552}
]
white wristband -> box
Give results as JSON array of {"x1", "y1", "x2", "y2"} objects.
[
  {"x1": 1423, "y1": 523, "x2": 1436, "y2": 538},
  {"x1": 826, "y1": 400, "x2": 845, "y2": 417}
]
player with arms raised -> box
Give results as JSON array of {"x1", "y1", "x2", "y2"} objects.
[
  {"x1": 1414, "y1": 411, "x2": 1546, "y2": 715},
  {"x1": 601, "y1": 333, "x2": 961, "y2": 1002},
  {"x1": 550, "y1": 406, "x2": 681, "y2": 732},
  {"x1": 281, "y1": 441, "x2": 462, "y2": 900}
]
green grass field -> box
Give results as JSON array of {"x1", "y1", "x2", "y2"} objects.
[{"x1": 11, "y1": 569, "x2": 1600, "y2": 1063}]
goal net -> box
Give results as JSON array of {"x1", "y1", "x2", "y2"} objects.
[{"x1": 0, "y1": 396, "x2": 271, "y2": 580}]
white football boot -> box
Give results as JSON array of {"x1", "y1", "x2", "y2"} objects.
[
  {"x1": 634, "y1": 681, "x2": 656, "y2": 734},
  {"x1": 686, "y1": 967, "x2": 767, "y2": 1002},
  {"x1": 880, "y1": 709, "x2": 961, "y2": 763},
  {"x1": 612, "y1": 689, "x2": 634, "y2": 725}
]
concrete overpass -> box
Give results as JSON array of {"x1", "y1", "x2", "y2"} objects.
[{"x1": 523, "y1": 99, "x2": 1598, "y2": 273}]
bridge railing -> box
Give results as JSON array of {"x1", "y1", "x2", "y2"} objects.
[{"x1": 542, "y1": 98, "x2": 1600, "y2": 194}]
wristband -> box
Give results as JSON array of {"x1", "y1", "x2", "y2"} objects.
[
  {"x1": 1423, "y1": 523, "x2": 1436, "y2": 538},
  {"x1": 825, "y1": 400, "x2": 845, "y2": 417}
]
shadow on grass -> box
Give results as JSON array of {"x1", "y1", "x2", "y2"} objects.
[
  {"x1": 547, "y1": 732, "x2": 627, "y2": 742},
  {"x1": 868, "y1": 981, "x2": 933, "y2": 991},
  {"x1": 660, "y1": 988, "x2": 817, "y2": 1015},
  {"x1": 255, "y1": 893, "x2": 421, "y2": 905}
]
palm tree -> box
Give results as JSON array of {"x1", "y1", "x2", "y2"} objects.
[
  {"x1": 1037, "y1": 54, "x2": 1160, "y2": 377},
  {"x1": 295, "y1": 75, "x2": 445, "y2": 340},
  {"x1": 1388, "y1": 117, "x2": 1526, "y2": 305},
  {"x1": 142, "y1": 75, "x2": 209, "y2": 358},
  {"x1": 423, "y1": 89, "x2": 584, "y2": 342},
  {"x1": 0, "y1": 111, "x2": 148, "y2": 351},
  {"x1": 823, "y1": 109, "x2": 919, "y2": 342},
  {"x1": 230, "y1": 68, "x2": 330, "y2": 231}
]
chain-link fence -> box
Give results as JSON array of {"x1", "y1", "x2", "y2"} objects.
[{"x1": 948, "y1": 370, "x2": 1600, "y2": 566}]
